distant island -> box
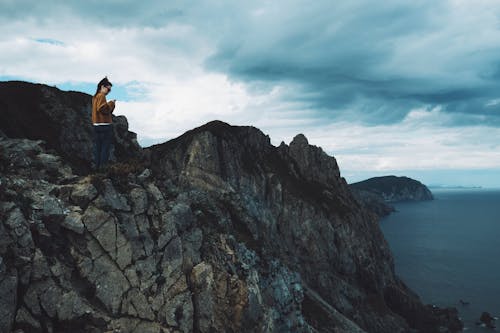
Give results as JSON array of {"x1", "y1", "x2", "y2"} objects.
[{"x1": 350, "y1": 176, "x2": 433, "y2": 217}]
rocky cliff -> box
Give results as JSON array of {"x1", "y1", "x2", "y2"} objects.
[
  {"x1": 349, "y1": 190, "x2": 395, "y2": 218},
  {"x1": 0, "y1": 82, "x2": 461, "y2": 333}
]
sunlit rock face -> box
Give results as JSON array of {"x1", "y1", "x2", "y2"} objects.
[{"x1": 0, "y1": 83, "x2": 461, "y2": 333}]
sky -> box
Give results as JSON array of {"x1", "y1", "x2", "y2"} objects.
[{"x1": 1, "y1": 0, "x2": 500, "y2": 187}]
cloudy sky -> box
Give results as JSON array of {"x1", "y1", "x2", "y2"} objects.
[{"x1": 2, "y1": 0, "x2": 500, "y2": 187}]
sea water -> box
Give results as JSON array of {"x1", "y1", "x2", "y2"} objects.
[{"x1": 380, "y1": 189, "x2": 500, "y2": 332}]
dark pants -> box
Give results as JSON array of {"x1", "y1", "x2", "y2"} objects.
[{"x1": 93, "y1": 125, "x2": 113, "y2": 170}]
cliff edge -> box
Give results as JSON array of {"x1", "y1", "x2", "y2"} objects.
[{"x1": 0, "y1": 82, "x2": 460, "y2": 333}]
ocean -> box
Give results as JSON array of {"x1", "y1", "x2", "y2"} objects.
[{"x1": 380, "y1": 189, "x2": 500, "y2": 332}]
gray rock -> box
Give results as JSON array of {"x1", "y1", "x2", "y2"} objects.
[
  {"x1": 157, "y1": 212, "x2": 178, "y2": 250},
  {"x1": 166, "y1": 202, "x2": 195, "y2": 233},
  {"x1": 23, "y1": 283, "x2": 42, "y2": 316},
  {"x1": 56, "y1": 291, "x2": 93, "y2": 321},
  {"x1": 161, "y1": 290, "x2": 193, "y2": 331},
  {"x1": 15, "y1": 306, "x2": 42, "y2": 332},
  {"x1": 191, "y1": 262, "x2": 215, "y2": 332},
  {"x1": 40, "y1": 280, "x2": 62, "y2": 318},
  {"x1": 101, "y1": 179, "x2": 131, "y2": 211},
  {"x1": 82, "y1": 205, "x2": 112, "y2": 232},
  {"x1": 122, "y1": 288, "x2": 155, "y2": 320},
  {"x1": 134, "y1": 256, "x2": 157, "y2": 291},
  {"x1": 0, "y1": 256, "x2": 4, "y2": 277},
  {"x1": 0, "y1": 271, "x2": 17, "y2": 333},
  {"x1": 132, "y1": 321, "x2": 163, "y2": 333},
  {"x1": 182, "y1": 227, "x2": 203, "y2": 271},
  {"x1": 145, "y1": 183, "x2": 165, "y2": 209},
  {"x1": 82, "y1": 252, "x2": 130, "y2": 314},
  {"x1": 134, "y1": 214, "x2": 155, "y2": 257},
  {"x1": 31, "y1": 248, "x2": 51, "y2": 281},
  {"x1": 5, "y1": 207, "x2": 26, "y2": 230},
  {"x1": 0, "y1": 219, "x2": 14, "y2": 255},
  {"x1": 70, "y1": 181, "x2": 98, "y2": 208},
  {"x1": 82, "y1": 207, "x2": 132, "y2": 269},
  {"x1": 130, "y1": 187, "x2": 148, "y2": 214},
  {"x1": 32, "y1": 194, "x2": 65, "y2": 221},
  {"x1": 288, "y1": 133, "x2": 341, "y2": 187},
  {"x1": 61, "y1": 211, "x2": 85, "y2": 234},
  {"x1": 161, "y1": 236, "x2": 184, "y2": 283},
  {"x1": 116, "y1": 213, "x2": 146, "y2": 261},
  {"x1": 137, "y1": 168, "x2": 152, "y2": 182}
]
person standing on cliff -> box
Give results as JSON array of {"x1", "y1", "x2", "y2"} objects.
[{"x1": 92, "y1": 77, "x2": 116, "y2": 171}]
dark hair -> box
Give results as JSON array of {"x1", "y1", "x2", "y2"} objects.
[{"x1": 95, "y1": 77, "x2": 112, "y2": 96}]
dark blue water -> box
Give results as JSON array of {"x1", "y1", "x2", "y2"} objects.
[{"x1": 380, "y1": 189, "x2": 500, "y2": 332}]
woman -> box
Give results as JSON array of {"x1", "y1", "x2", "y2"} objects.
[{"x1": 92, "y1": 77, "x2": 116, "y2": 170}]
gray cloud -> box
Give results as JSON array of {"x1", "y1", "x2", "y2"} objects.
[
  {"x1": 3, "y1": 0, "x2": 500, "y2": 127},
  {"x1": 0, "y1": 1, "x2": 187, "y2": 28},
  {"x1": 199, "y1": 1, "x2": 500, "y2": 125}
]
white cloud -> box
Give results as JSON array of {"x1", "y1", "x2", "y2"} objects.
[
  {"x1": 1, "y1": 0, "x2": 500, "y2": 187},
  {"x1": 295, "y1": 108, "x2": 500, "y2": 173}
]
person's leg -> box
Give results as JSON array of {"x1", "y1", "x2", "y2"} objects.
[
  {"x1": 93, "y1": 126, "x2": 103, "y2": 170},
  {"x1": 100, "y1": 125, "x2": 113, "y2": 168}
]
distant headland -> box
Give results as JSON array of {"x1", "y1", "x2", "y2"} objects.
[{"x1": 350, "y1": 175, "x2": 433, "y2": 217}]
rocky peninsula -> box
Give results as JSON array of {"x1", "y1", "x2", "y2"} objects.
[
  {"x1": 350, "y1": 176, "x2": 434, "y2": 217},
  {"x1": 0, "y1": 81, "x2": 461, "y2": 333}
]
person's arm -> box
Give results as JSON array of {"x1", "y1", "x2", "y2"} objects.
[{"x1": 96, "y1": 94, "x2": 116, "y2": 115}]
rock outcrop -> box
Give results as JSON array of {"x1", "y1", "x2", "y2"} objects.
[
  {"x1": 0, "y1": 81, "x2": 141, "y2": 174},
  {"x1": 350, "y1": 190, "x2": 395, "y2": 218},
  {"x1": 0, "y1": 82, "x2": 461, "y2": 333}
]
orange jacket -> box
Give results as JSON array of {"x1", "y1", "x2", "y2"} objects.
[{"x1": 92, "y1": 92, "x2": 115, "y2": 124}]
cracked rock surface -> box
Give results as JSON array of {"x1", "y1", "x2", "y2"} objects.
[{"x1": 0, "y1": 135, "x2": 318, "y2": 333}]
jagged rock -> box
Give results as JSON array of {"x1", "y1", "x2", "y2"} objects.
[
  {"x1": 351, "y1": 189, "x2": 395, "y2": 218},
  {"x1": 61, "y1": 210, "x2": 85, "y2": 234},
  {"x1": 182, "y1": 227, "x2": 203, "y2": 271},
  {"x1": 70, "y1": 181, "x2": 98, "y2": 208},
  {"x1": 82, "y1": 206, "x2": 132, "y2": 269},
  {"x1": 99, "y1": 179, "x2": 131, "y2": 211},
  {"x1": 0, "y1": 270, "x2": 17, "y2": 333},
  {"x1": 478, "y1": 311, "x2": 496, "y2": 328},
  {"x1": 129, "y1": 187, "x2": 148, "y2": 214},
  {"x1": 111, "y1": 318, "x2": 165, "y2": 333},
  {"x1": 57, "y1": 290, "x2": 93, "y2": 320},
  {"x1": 74, "y1": 244, "x2": 130, "y2": 314},
  {"x1": 191, "y1": 262, "x2": 215, "y2": 332},
  {"x1": 31, "y1": 248, "x2": 51, "y2": 281},
  {"x1": 166, "y1": 202, "x2": 196, "y2": 233},
  {"x1": 122, "y1": 288, "x2": 155, "y2": 320},
  {"x1": 138, "y1": 168, "x2": 152, "y2": 182},
  {"x1": 15, "y1": 306, "x2": 42, "y2": 332},
  {"x1": 288, "y1": 133, "x2": 342, "y2": 187}
]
